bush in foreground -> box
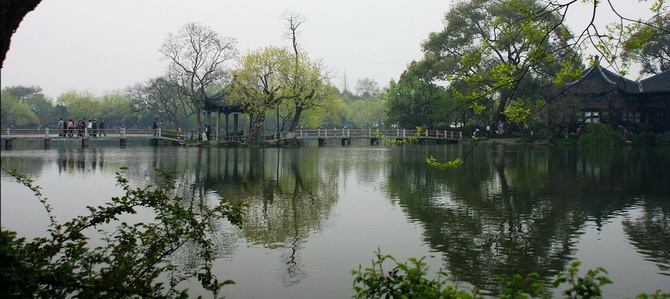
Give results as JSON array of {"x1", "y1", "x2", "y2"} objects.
[
  {"x1": 352, "y1": 249, "x2": 668, "y2": 298},
  {"x1": 1, "y1": 167, "x2": 246, "y2": 298}
]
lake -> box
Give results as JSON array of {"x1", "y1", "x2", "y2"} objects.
[{"x1": 1, "y1": 141, "x2": 669, "y2": 298}]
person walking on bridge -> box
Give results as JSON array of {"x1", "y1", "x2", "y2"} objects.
[
  {"x1": 58, "y1": 118, "x2": 64, "y2": 137},
  {"x1": 99, "y1": 119, "x2": 106, "y2": 137}
]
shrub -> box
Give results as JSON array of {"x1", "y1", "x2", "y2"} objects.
[
  {"x1": 657, "y1": 132, "x2": 670, "y2": 145},
  {"x1": 352, "y1": 251, "x2": 668, "y2": 299},
  {"x1": 577, "y1": 123, "x2": 626, "y2": 146},
  {"x1": 628, "y1": 132, "x2": 657, "y2": 146},
  {"x1": 351, "y1": 249, "x2": 478, "y2": 298},
  {"x1": 1, "y1": 167, "x2": 246, "y2": 298}
]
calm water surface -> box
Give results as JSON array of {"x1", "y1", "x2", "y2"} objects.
[{"x1": 1, "y1": 142, "x2": 669, "y2": 298}]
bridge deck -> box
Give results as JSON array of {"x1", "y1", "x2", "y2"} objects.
[
  {"x1": 280, "y1": 129, "x2": 462, "y2": 140},
  {"x1": 2, "y1": 128, "x2": 462, "y2": 148}
]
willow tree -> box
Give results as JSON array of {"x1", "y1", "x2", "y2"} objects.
[
  {"x1": 284, "y1": 13, "x2": 338, "y2": 133},
  {"x1": 160, "y1": 22, "x2": 237, "y2": 137},
  {"x1": 231, "y1": 46, "x2": 293, "y2": 141}
]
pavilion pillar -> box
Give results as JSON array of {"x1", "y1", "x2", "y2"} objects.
[
  {"x1": 225, "y1": 113, "x2": 230, "y2": 137},
  {"x1": 233, "y1": 113, "x2": 239, "y2": 134},
  {"x1": 216, "y1": 108, "x2": 221, "y2": 141}
]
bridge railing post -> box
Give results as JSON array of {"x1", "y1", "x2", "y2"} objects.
[
  {"x1": 85, "y1": 127, "x2": 88, "y2": 137},
  {"x1": 459, "y1": 131, "x2": 463, "y2": 139},
  {"x1": 122, "y1": 127, "x2": 126, "y2": 138},
  {"x1": 45, "y1": 128, "x2": 49, "y2": 138},
  {"x1": 6, "y1": 127, "x2": 10, "y2": 137},
  {"x1": 158, "y1": 128, "x2": 162, "y2": 138}
]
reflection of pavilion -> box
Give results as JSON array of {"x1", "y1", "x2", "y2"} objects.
[{"x1": 204, "y1": 92, "x2": 246, "y2": 140}]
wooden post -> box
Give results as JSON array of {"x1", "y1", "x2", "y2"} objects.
[{"x1": 5, "y1": 138, "x2": 13, "y2": 150}]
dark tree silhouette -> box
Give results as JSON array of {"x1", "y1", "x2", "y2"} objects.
[{"x1": 0, "y1": 0, "x2": 42, "y2": 69}]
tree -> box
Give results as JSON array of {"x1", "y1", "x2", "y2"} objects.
[
  {"x1": 283, "y1": 13, "x2": 338, "y2": 133},
  {"x1": 419, "y1": 0, "x2": 581, "y2": 133},
  {"x1": 0, "y1": 0, "x2": 42, "y2": 69},
  {"x1": 160, "y1": 22, "x2": 237, "y2": 137},
  {"x1": 2, "y1": 85, "x2": 57, "y2": 125},
  {"x1": 231, "y1": 46, "x2": 293, "y2": 141},
  {"x1": 622, "y1": 13, "x2": 670, "y2": 76},
  {"x1": 127, "y1": 77, "x2": 195, "y2": 131},
  {"x1": 346, "y1": 98, "x2": 387, "y2": 129},
  {"x1": 98, "y1": 91, "x2": 138, "y2": 128},
  {"x1": 0, "y1": 91, "x2": 39, "y2": 126},
  {"x1": 383, "y1": 70, "x2": 452, "y2": 129},
  {"x1": 354, "y1": 78, "x2": 380, "y2": 99},
  {"x1": 56, "y1": 90, "x2": 101, "y2": 119}
]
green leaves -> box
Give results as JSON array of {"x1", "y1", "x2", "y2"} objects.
[
  {"x1": 552, "y1": 261, "x2": 612, "y2": 298},
  {"x1": 1, "y1": 167, "x2": 247, "y2": 298},
  {"x1": 351, "y1": 248, "x2": 475, "y2": 299},
  {"x1": 426, "y1": 157, "x2": 464, "y2": 169},
  {"x1": 354, "y1": 252, "x2": 667, "y2": 299}
]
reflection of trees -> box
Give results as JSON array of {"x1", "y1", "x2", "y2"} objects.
[
  {"x1": 199, "y1": 147, "x2": 339, "y2": 286},
  {"x1": 623, "y1": 197, "x2": 670, "y2": 276},
  {"x1": 385, "y1": 145, "x2": 670, "y2": 294}
]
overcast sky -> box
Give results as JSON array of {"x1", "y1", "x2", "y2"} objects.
[{"x1": 0, "y1": 0, "x2": 656, "y2": 100}]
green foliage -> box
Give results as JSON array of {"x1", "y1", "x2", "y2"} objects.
[
  {"x1": 0, "y1": 91, "x2": 39, "y2": 126},
  {"x1": 383, "y1": 69, "x2": 453, "y2": 129},
  {"x1": 657, "y1": 132, "x2": 670, "y2": 146},
  {"x1": 418, "y1": 0, "x2": 582, "y2": 126},
  {"x1": 351, "y1": 249, "x2": 479, "y2": 299},
  {"x1": 3, "y1": 85, "x2": 58, "y2": 125},
  {"x1": 552, "y1": 261, "x2": 611, "y2": 298},
  {"x1": 577, "y1": 123, "x2": 626, "y2": 146},
  {"x1": 620, "y1": 9, "x2": 669, "y2": 76},
  {"x1": 1, "y1": 167, "x2": 246, "y2": 298},
  {"x1": 352, "y1": 252, "x2": 667, "y2": 299},
  {"x1": 426, "y1": 156, "x2": 464, "y2": 169},
  {"x1": 503, "y1": 106, "x2": 531, "y2": 124},
  {"x1": 628, "y1": 132, "x2": 658, "y2": 146},
  {"x1": 497, "y1": 273, "x2": 547, "y2": 299}
]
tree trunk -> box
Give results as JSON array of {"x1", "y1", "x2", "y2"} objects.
[
  {"x1": 248, "y1": 112, "x2": 266, "y2": 141},
  {"x1": 288, "y1": 106, "x2": 304, "y2": 132}
]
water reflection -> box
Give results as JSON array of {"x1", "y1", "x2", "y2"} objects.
[
  {"x1": 384, "y1": 145, "x2": 670, "y2": 293},
  {"x1": 623, "y1": 196, "x2": 670, "y2": 276},
  {"x1": 2, "y1": 145, "x2": 668, "y2": 296},
  {"x1": 56, "y1": 148, "x2": 105, "y2": 173},
  {"x1": 154, "y1": 147, "x2": 341, "y2": 286}
]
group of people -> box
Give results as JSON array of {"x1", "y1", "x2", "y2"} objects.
[{"x1": 57, "y1": 117, "x2": 106, "y2": 137}]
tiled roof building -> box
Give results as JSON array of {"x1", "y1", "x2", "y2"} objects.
[{"x1": 550, "y1": 64, "x2": 670, "y2": 133}]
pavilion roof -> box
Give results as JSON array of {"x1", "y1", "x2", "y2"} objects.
[
  {"x1": 204, "y1": 91, "x2": 244, "y2": 113},
  {"x1": 640, "y1": 70, "x2": 670, "y2": 93},
  {"x1": 563, "y1": 65, "x2": 640, "y2": 95}
]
